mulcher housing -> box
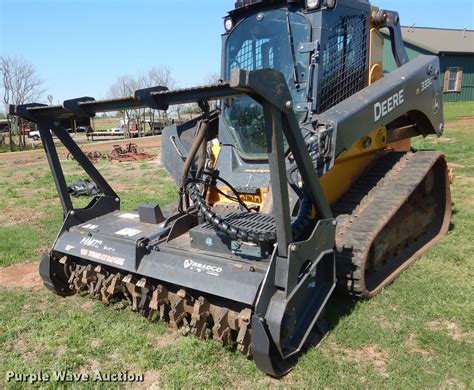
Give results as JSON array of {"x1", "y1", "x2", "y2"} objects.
[{"x1": 11, "y1": 0, "x2": 451, "y2": 376}]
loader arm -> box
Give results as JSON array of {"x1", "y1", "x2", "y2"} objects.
[{"x1": 314, "y1": 54, "x2": 444, "y2": 176}]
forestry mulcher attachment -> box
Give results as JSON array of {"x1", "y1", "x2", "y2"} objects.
[{"x1": 12, "y1": 0, "x2": 451, "y2": 376}]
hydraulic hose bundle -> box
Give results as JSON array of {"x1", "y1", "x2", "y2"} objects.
[{"x1": 180, "y1": 118, "x2": 313, "y2": 245}]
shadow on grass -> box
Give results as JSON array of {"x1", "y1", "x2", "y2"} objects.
[
  {"x1": 275, "y1": 292, "x2": 358, "y2": 379},
  {"x1": 302, "y1": 292, "x2": 358, "y2": 353},
  {"x1": 325, "y1": 292, "x2": 359, "y2": 331},
  {"x1": 448, "y1": 206, "x2": 461, "y2": 232}
]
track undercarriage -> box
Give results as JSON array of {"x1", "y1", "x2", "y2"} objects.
[{"x1": 334, "y1": 151, "x2": 452, "y2": 297}]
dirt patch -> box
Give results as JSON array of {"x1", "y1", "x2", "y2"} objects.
[
  {"x1": 9, "y1": 337, "x2": 38, "y2": 364},
  {"x1": 456, "y1": 175, "x2": 474, "y2": 184},
  {"x1": 0, "y1": 205, "x2": 47, "y2": 228},
  {"x1": 79, "y1": 358, "x2": 101, "y2": 376},
  {"x1": 446, "y1": 115, "x2": 474, "y2": 129},
  {"x1": 431, "y1": 137, "x2": 454, "y2": 143},
  {"x1": 374, "y1": 315, "x2": 401, "y2": 331},
  {"x1": 80, "y1": 300, "x2": 96, "y2": 311},
  {"x1": 12, "y1": 338, "x2": 30, "y2": 355},
  {"x1": 0, "y1": 159, "x2": 49, "y2": 183},
  {"x1": 0, "y1": 154, "x2": 45, "y2": 166},
  {"x1": 146, "y1": 329, "x2": 180, "y2": 349},
  {"x1": 446, "y1": 120, "x2": 473, "y2": 128},
  {"x1": 344, "y1": 345, "x2": 389, "y2": 376},
  {"x1": 459, "y1": 197, "x2": 474, "y2": 208},
  {"x1": 89, "y1": 338, "x2": 102, "y2": 348},
  {"x1": 0, "y1": 136, "x2": 162, "y2": 161},
  {"x1": 0, "y1": 262, "x2": 42, "y2": 289},
  {"x1": 146, "y1": 159, "x2": 165, "y2": 167},
  {"x1": 141, "y1": 370, "x2": 161, "y2": 389},
  {"x1": 405, "y1": 335, "x2": 432, "y2": 358},
  {"x1": 438, "y1": 378, "x2": 468, "y2": 390},
  {"x1": 322, "y1": 341, "x2": 390, "y2": 377},
  {"x1": 449, "y1": 163, "x2": 466, "y2": 169},
  {"x1": 426, "y1": 320, "x2": 472, "y2": 343}
]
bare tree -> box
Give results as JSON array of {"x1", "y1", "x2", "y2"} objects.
[
  {"x1": 174, "y1": 72, "x2": 221, "y2": 118},
  {"x1": 203, "y1": 72, "x2": 222, "y2": 110},
  {"x1": 108, "y1": 66, "x2": 178, "y2": 137},
  {"x1": 0, "y1": 55, "x2": 46, "y2": 150},
  {"x1": 140, "y1": 66, "x2": 177, "y2": 132},
  {"x1": 204, "y1": 72, "x2": 222, "y2": 85},
  {"x1": 108, "y1": 74, "x2": 142, "y2": 138},
  {"x1": 147, "y1": 66, "x2": 177, "y2": 90}
]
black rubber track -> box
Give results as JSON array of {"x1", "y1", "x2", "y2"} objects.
[{"x1": 333, "y1": 151, "x2": 451, "y2": 297}]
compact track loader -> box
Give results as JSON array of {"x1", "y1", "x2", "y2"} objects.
[{"x1": 12, "y1": 0, "x2": 451, "y2": 376}]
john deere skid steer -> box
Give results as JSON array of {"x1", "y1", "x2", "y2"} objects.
[{"x1": 11, "y1": 0, "x2": 451, "y2": 376}]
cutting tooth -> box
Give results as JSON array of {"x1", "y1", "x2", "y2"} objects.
[
  {"x1": 67, "y1": 265, "x2": 79, "y2": 288},
  {"x1": 135, "y1": 278, "x2": 152, "y2": 317},
  {"x1": 190, "y1": 297, "x2": 211, "y2": 340},
  {"x1": 149, "y1": 284, "x2": 169, "y2": 320},
  {"x1": 212, "y1": 308, "x2": 234, "y2": 347},
  {"x1": 136, "y1": 278, "x2": 148, "y2": 288},
  {"x1": 92, "y1": 266, "x2": 107, "y2": 298},
  {"x1": 122, "y1": 274, "x2": 133, "y2": 284},
  {"x1": 101, "y1": 273, "x2": 124, "y2": 304},
  {"x1": 159, "y1": 303, "x2": 170, "y2": 322},
  {"x1": 107, "y1": 273, "x2": 123, "y2": 294},
  {"x1": 123, "y1": 274, "x2": 141, "y2": 311},
  {"x1": 71, "y1": 265, "x2": 88, "y2": 292},
  {"x1": 219, "y1": 327, "x2": 233, "y2": 347},
  {"x1": 137, "y1": 290, "x2": 151, "y2": 317},
  {"x1": 99, "y1": 274, "x2": 114, "y2": 304},
  {"x1": 168, "y1": 290, "x2": 189, "y2": 330},
  {"x1": 80, "y1": 265, "x2": 97, "y2": 295},
  {"x1": 236, "y1": 309, "x2": 252, "y2": 356}
]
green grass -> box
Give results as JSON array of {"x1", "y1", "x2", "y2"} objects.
[
  {"x1": 0, "y1": 157, "x2": 176, "y2": 267},
  {"x1": 92, "y1": 117, "x2": 120, "y2": 131},
  {"x1": 0, "y1": 102, "x2": 473, "y2": 388},
  {"x1": 442, "y1": 101, "x2": 473, "y2": 123}
]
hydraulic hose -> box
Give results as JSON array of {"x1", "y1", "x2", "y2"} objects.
[
  {"x1": 187, "y1": 182, "x2": 313, "y2": 244},
  {"x1": 180, "y1": 118, "x2": 313, "y2": 244},
  {"x1": 180, "y1": 119, "x2": 210, "y2": 189}
]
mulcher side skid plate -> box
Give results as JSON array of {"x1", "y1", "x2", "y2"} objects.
[{"x1": 53, "y1": 211, "x2": 265, "y2": 306}]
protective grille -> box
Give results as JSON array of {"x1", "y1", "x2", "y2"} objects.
[
  {"x1": 230, "y1": 39, "x2": 273, "y2": 71},
  {"x1": 200, "y1": 212, "x2": 277, "y2": 234},
  {"x1": 318, "y1": 15, "x2": 369, "y2": 113}
]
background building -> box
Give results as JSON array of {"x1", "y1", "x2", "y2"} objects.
[{"x1": 383, "y1": 27, "x2": 474, "y2": 102}]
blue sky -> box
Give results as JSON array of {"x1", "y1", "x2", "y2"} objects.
[{"x1": 1, "y1": 0, "x2": 473, "y2": 104}]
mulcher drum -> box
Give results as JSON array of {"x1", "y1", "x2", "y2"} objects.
[{"x1": 63, "y1": 257, "x2": 253, "y2": 355}]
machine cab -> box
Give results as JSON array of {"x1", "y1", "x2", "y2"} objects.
[{"x1": 220, "y1": 0, "x2": 371, "y2": 159}]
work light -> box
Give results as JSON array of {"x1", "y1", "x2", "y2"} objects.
[
  {"x1": 306, "y1": 0, "x2": 320, "y2": 10},
  {"x1": 224, "y1": 18, "x2": 233, "y2": 32}
]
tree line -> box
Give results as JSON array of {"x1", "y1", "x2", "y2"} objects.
[
  {"x1": 0, "y1": 54, "x2": 219, "y2": 150},
  {"x1": 1, "y1": 56, "x2": 45, "y2": 150}
]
